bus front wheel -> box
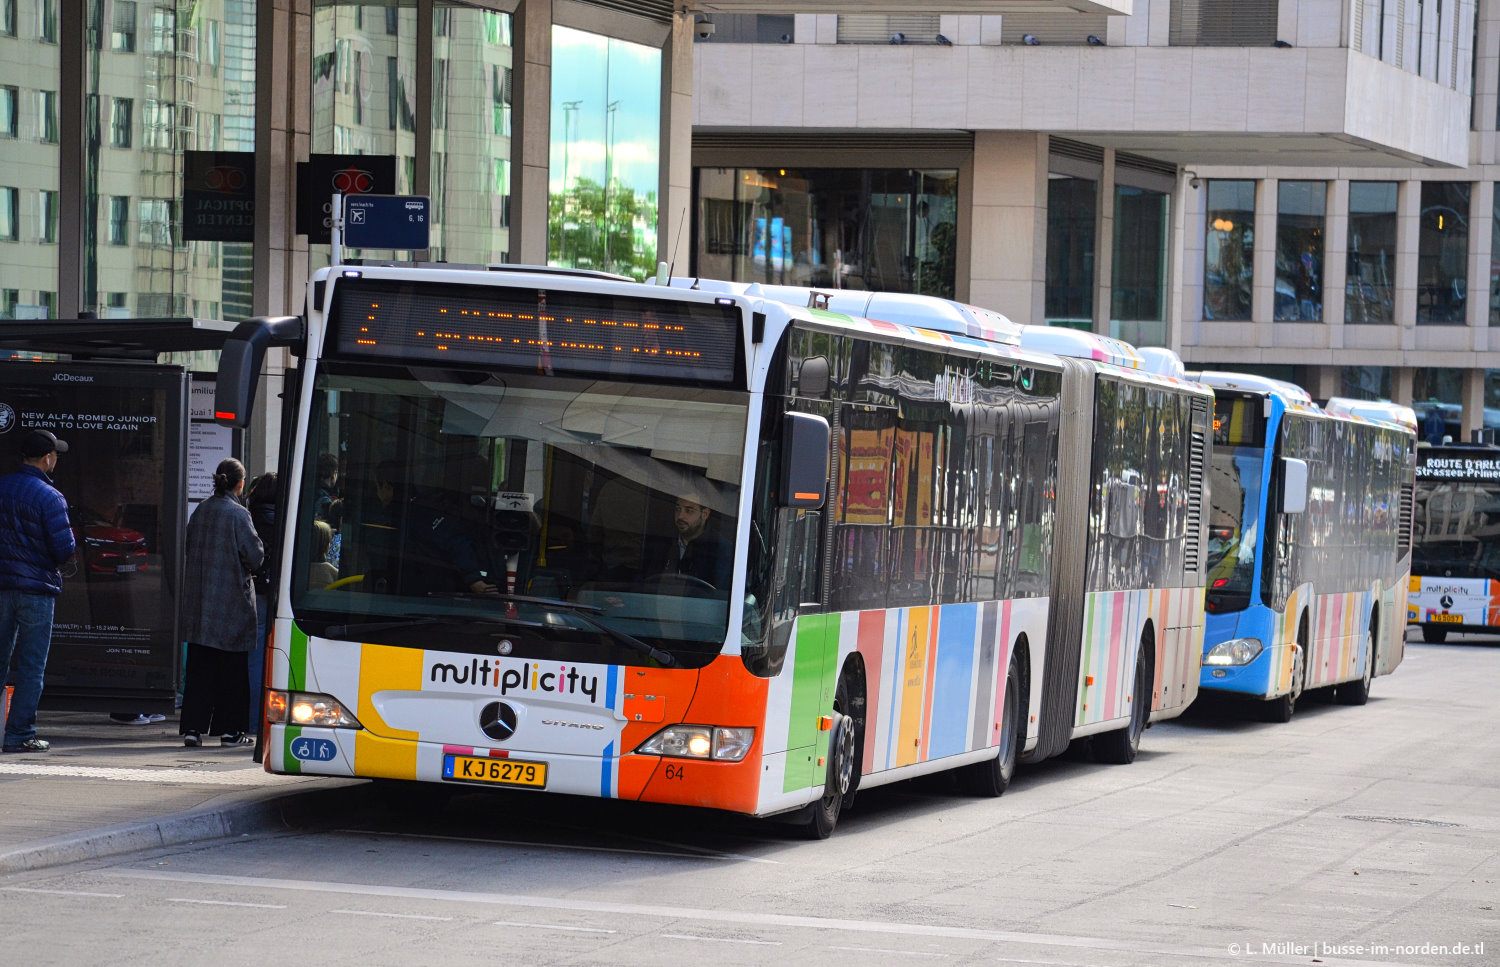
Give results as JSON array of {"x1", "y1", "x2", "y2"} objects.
[
  {"x1": 1262, "y1": 642, "x2": 1305, "y2": 724},
  {"x1": 797, "y1": 676, "x2": 857, "y2": 840},
  {"x1": 1335, "y1": 626, "x2": 1376, "y2": 706}
]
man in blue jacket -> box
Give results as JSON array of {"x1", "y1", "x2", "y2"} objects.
[{"x1": 0, "y1": 429, "x2": 76, "y2": 753}]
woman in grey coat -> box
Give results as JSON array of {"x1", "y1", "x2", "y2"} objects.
[{"x1": 179, "y1": 458, "x2": 264, "y2": 747}]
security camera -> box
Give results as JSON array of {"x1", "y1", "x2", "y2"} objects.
[
  {"x1": 1190, "y1": 177, "x2": 1201, "y2": 189},
  {"x1": 695, "y1": 15, "x2": 715, "y2": 39}
]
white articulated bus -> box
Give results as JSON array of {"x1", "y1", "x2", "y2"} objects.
[{"x1": 216, "y1": 266, "x2": 1211, "y2": 837}]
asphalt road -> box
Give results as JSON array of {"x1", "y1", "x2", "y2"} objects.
[{"x1": 1, "y1": 637, "x2": 1496, "y2": 967}]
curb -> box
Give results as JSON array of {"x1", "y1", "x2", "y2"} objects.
[{"x1": 0, "y1": 780, "x2": 364, "y2": 876}]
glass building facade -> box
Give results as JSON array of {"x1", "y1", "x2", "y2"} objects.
[{"x1": 694, "y1": 167, "x2": 959, "y2": 296}]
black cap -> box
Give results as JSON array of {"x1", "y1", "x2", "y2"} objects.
[{"x1": 18, "y1": 429, "x2": 69, "y2": 458}]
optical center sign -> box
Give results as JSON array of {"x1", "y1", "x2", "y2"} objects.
[{"x1": 183, "y1": 151, "x2": 256, "y2": 243}]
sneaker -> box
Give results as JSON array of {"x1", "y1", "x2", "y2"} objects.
[
  {"x1": 113, "y1": 713, "x2": 152, "y2": 725},
  {"x1": 220, "y1": 732, "x2": 254, "y2": 747},
  {"x1": 183, "y1": 731, "x2": 201, "y2": 747},
  {"x1": 3, "y1": 738, "x2": 50, "y2": 753},
  {"x1": 146, "y1": 713, "x2": 166, "y2": 723}
]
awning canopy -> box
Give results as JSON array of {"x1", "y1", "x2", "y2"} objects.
[{"x1": 0, "y1": 317, "x2": 239, "y2": 360}]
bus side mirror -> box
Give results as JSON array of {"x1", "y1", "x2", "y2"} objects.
[
  {"x1": 779, "y1": 412, "x2": 830, "y2": 509},
  {"x1": 214, "y1": 316, "x2": 303, "y2": 428},
  {"x1": 1280, "y1": 457, "x2": 1309, "y2": 514}
]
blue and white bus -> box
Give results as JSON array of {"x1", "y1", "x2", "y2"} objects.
[{"x1": 1198, "y1": 374, "x2": 1415, "y2": 720}]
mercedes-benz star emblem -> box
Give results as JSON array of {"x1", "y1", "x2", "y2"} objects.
[
  {"x1": 1441, "y1": 594, "x2": 1455, "y2": 609},
  {"x1": 479, "y1": 701, "x2": 518, "y2": 742}
]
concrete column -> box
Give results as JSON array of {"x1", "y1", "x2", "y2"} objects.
[
  {"x1": 1324, "y1": 179, "x2": 1348, "y2": 346},
  {"x1": 1478, "y1": 1, "x2": 1500, "y2": 133},
  {"x1": 1394, "y1": 367, "x2": 1415, "y2": 407},
  {"x1": 1311, "y1": 366, "x2": 1341, "y2": 400},
  {"x1": 1253, "y1": 177, "x2": 1278, "y2": 346},
  {"x1": 1094, "y1": 149, "x2": 1116, "y2": 334},
  {"x1": 968, "y1": 132, "x2": 1048, "y2": 325},
  {"x1": 1471, "y1": 180, "x2": 1494, "y2": 333},
  {"x1": 659, "y1": 13, "x2": 693, "y2": 273},
  {"x1": 1396, "y1": 179, "x2": 1420, "y2": 346},
  {"x1": 512, "y1": 0, "x2": 553, "y2": 265},
  {"x1": 1463, "y1": 367, "x2": 1488, "y2": 440}
]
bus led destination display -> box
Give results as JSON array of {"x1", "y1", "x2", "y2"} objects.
[{"x1": 328, "y1": 277, "x2": 743, "y2": 384}]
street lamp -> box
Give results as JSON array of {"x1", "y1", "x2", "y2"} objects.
[
  {"x1": 561, "y1": 99, "x2": 582, "y2": 264},
  {"x1": 604, "y1": 100, "x2": 619, "y2": 271}
]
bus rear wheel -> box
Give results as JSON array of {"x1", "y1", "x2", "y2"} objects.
[
  {"x1": 960, "y1": 656, "x2": 1023, "y2": 796},
  {"x1": 1335, "y1": 626, "x2": 1376, "y2": 706},
  {"x1": 1094, "y1": 638, "x2": 1150, "y2": 765},
  {"x1": 798, "y1": 676, "x2": 857, "y2": 840},
  {"x1": 1421, "y1": 625, "x2": 1448, "y2": 644}
]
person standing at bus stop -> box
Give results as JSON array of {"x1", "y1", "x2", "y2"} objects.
[
  {"x1": 179, "y1": 458, "x2": 264, "y2": 748},
  {"x1": 0, "y1": 429, "x2": 76, "y2": 754}
]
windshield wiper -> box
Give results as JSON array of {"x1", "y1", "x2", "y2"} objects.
[
  {"x1": 514, "y1": 594, "x2": 679, "y2": 668},
  {"x1": 328, "y1": 593, "x2": 678, "y2": 668},
  {"x1": 325, "y1": 612, "x2": 543, "y2": 638}
]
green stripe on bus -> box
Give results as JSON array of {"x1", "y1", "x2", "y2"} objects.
[
  {"x1": 282, "y1": 725, "x2": 303, "y2": 774},
  {"x1": 783, "y1": 613, "x2": 839, "y2": 794},
  {"x1": 289, "y1": 622, "x2": 309, "y2": 692}
]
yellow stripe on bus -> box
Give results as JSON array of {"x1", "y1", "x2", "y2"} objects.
[{"x1": 353, "y1": 642, "x2": 424, "y2": 780}]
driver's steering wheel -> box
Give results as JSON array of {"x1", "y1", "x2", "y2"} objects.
[{"x1": 640, "y1": 572, "x2": 717, "y2": 597}]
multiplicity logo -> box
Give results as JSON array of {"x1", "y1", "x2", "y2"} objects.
[{"x1": 428, "y1": 658, "x2": 600, "y2": 704}]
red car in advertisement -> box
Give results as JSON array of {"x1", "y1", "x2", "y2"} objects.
[{"x1": 70, "y1": 505, "x2": 149, "y2": 578}]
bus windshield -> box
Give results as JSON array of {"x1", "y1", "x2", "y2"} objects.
[
  {"x1": 1206, "y1": 447, "x2": 1264, "y2": 606},
  {"x1": 1413, "y1": 478, "x2": 1500, "y2": 581},
  {"x1": 287, "y1": 362, "x2": 747, "y2": 668}
]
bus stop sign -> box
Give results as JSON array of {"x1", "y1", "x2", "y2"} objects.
[{"x1": 343, "y1": 194, "x2": 430, "y2": 250}]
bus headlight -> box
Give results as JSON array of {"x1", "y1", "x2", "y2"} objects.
[
  {"x1": 637, "y1": 726, "x2": 755, "y2": 762},
  {"x1": 1203, "y1": 638, "x2": 1263, "y2": 666},
  {"x1": 265, "y1": 690, "x2": 362, "y2": 729}
]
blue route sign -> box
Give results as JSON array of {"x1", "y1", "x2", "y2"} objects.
[{"x1": 343, "y1": 194, "x2": 431, "y2": 250}]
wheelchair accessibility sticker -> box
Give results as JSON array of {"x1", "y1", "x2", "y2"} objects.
[{"x1": 290, "y1": 737, "x2": 339, "y2": 762}]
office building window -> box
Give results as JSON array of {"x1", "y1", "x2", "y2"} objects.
[
  {"x1": 695, "y1": 167, "x2": 959, "y2": 297},
  {"x1": 1170, "y1": 0, "x2": 1276, "y2": 46},
  {"x1": 1339, "y1": 366, "x2": 1393, "y2": 401},
  {"x1": 1491, "y1": 185, "x2": 1500, "y2": 326},
  {"x1": 0, "y1": 187, "x2": 16, "y2": 240},
  {"x1": 0, "y1": 86, "x2": 15, "y2": 138},
  {"x1": 2, "y1": 0, "x2": 14, "y2": 37},
  {"x1": 137, "y1": 199, "x2": 172, "y2": 247},
  {"x1": 550, "y1": 24, "x2": 661, "y2": 279},
  {"x1": 1347, "y1": 182, "x2": 1397, "y2": 324},
  {"x1": 1415, "y1": 368, "x2": 1465, "y2": 443},
  {"x1": 1274, "y1": 181, "x2": 1326, "y2": 322},
  {"x1": 108, "y1": 195, "x2": 130, "y2": 245},
  {"x1": 1045, "y1": 174, "x2": 1097, "y2": 328},
  {"x1": 1417, "y1": 181, "x2": 1470, "y2": 325},
  {"x1": 38, "y1": 0, "x2": 55, "y2": 43},
  {"x1": 37, "y1": 189, "x2": 56, "y2": 243},
  {"x1": 112, "y1": 1, "x2": 136, "y2": 52},
  {"x1": 1111, "y1": 184, "x2": 1170, "y2": 346},
  {"x1": 110, "y1": 97, "x2": 133, "y2": 148},
  {"x1": 0, "y1": 289, "x2": 17, "y2": 318},
  {"x1": 149, "y1": 6, "x2": 173, "y2": 53},
  {"x1": 1203, "y1": 179, "x2": 1254, "y2": 321},
  {"x1": 38, "y1": 89, "x2": 56, "y2": 143}
]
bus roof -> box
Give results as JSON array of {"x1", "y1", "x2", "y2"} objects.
[
  {"x1": 664, "y1": 278, "x2": 1023, "y2": 346},
  {"x1": 1324, "y1": 397, "x2": 1418, "y2": 431},
  {"x1": 1196, "y1": 370, "x2": 1314, "y2": 403},
  {"x1": 1018, "y1": 326, "x2": 1143, "y2": 369}
]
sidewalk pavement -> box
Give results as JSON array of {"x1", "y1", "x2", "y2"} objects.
[{"x1": 0, "y1": 710, "x2": 357, "y2": 876}]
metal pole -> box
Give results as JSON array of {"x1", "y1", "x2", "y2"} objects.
[{"x1": 330, "y1": 192, "x2": 345, "y2": 267}]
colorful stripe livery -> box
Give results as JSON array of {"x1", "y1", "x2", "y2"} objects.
[
  {"x1": 265, "y1": 599, "x2": 1052, "y2": 818},
  {"x1": 1200, "y1": 580, "x2": 1404, "y2": 699},
  {"x1": 1074, "y1": 586, "x2": 1205, "y2": 732}
]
